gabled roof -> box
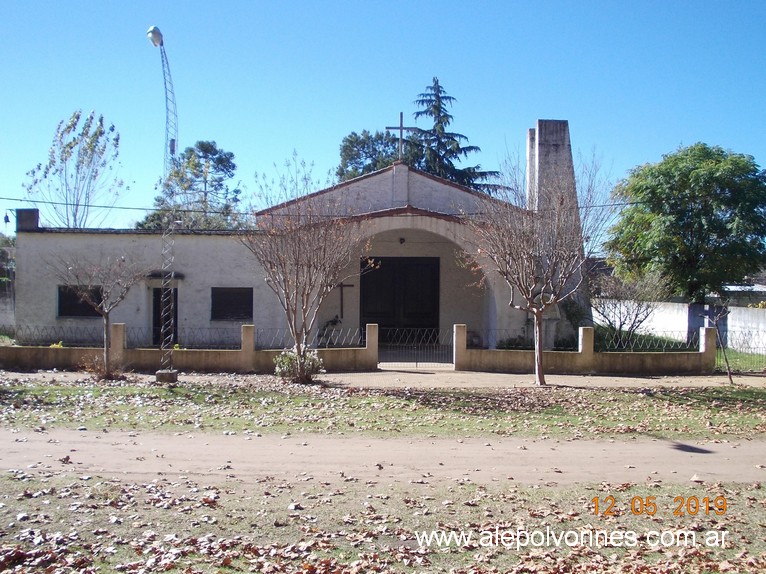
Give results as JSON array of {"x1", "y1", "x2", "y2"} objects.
[{"x1": 257, "y1": 161, "x2": 489, "y2": 218}]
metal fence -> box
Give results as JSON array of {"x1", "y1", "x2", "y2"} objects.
[
  {"x1": 0, "y1": 324, "x2": 104, "y2": 347},
  {"x1": 378, "y1": 327, "x2": 453, "y2": 368},
  {"x1": 594, "y1": 328, "x2": 699, "y2": 352},
  {"x1": 482, "y1": 329, "x2": 578, "y2": 351},
  {"x1": 124, "y1": 326, "x2": 244, "y2": 349},
  {"x1": 255, "y1": 327, "x2": 365, "y2": 350},
  {"x1": 716, "y1": 329, "x2": 766, "y2": 372},
  {"x1": 4, "y1": 322, "x2": 766, "y2": 373}
]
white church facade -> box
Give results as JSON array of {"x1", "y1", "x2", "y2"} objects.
[{"x1": 13, "y1": 120, "x2": 579, "y2": 353}]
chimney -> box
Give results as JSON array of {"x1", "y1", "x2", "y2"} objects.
[{"x1": 16, "y1": 209, "x2": 39, "y2": 232}]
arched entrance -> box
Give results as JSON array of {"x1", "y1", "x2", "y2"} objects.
[
  {"x1": 361, "y1": 255, "x2": 449, "y2": 366},
  {"x1": 359, "y1": 223, "x2": 486, "y2": 368}
]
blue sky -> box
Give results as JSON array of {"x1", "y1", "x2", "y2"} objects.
[{"x1": 1, "y1": 0, "x2": 764, "y2": 229}]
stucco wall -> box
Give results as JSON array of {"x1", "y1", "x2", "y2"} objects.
[
  {"x1": 14, "y1": 231, "x2": 289, "y2": 340},
  {"x1": 15, "y1": 211, "x2": 528, "y2": 349},
  {"x1": 0, "y1": 324, "x2": 378, "y2": 374},
  {"x1": 454, "y1": 325, "x2": 717, "y2": 375},
  {"x1": 14, "y1": 166, "x2": 533, "y2": 346}
]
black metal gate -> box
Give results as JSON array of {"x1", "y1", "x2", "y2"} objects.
[{"x1": 378, "y1": 327, "x2": 453, "y2": 368}]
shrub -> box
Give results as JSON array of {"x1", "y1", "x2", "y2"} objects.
[
  {"x1": 496, "y1": 335, "x2": 534, "y2": 350},
  {"x1": 274, "y1": 348, "x2": 325, "y2": 384}
]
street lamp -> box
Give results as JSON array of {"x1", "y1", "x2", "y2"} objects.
[{"x1": 148, "y1": 25, "x2": 179, "y2": 385}]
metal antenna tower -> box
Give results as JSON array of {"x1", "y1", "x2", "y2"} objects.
[{"x1": 147, "y1": 26, "x2": 179, "y2": 383}]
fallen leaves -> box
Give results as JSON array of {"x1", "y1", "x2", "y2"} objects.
[
  {"x1": 1, "y1": 373, "x2": 765, "y2": 572},
  {"x1": 2, "y1": 373, "x2": 765, "y2": 441}
]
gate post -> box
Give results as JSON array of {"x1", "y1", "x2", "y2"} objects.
[
  {"x1": 453, "y1": 324, "x2": 467, "y2": 370},
  {"x1": 365, "y1": 323, "x2": 379, "y2": 369},
  {"x1": 699, "y1": 327, "x2": 717, "y2": 374},
  {"x1": 110, "y1": 323, "x2": 126, "y2": 369},
  {"x1": 241, "y1": 325, "x2": 255, "y2": 372}
]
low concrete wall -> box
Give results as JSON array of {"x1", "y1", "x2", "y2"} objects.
[
  {"x1": 0, "y1": 345, "x2": 100, "y2": 371},
  {"x1": 0, "y1": 322, "x2": 714, "y2": 376},
  {"x1": 0, "y1": 323, "x2": 379, "y2": 374},
  {"x1": 454, "y1": 324, "x2": 716, "y2": 375}
]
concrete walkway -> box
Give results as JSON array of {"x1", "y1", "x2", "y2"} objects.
[{"x1": 323, "y1": 368, "x2": 766, "y2": 389}]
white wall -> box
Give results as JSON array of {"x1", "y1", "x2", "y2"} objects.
[
  {"x1": 16, "y1": 217, "x2": 529, "y2": 349},
  {"x1": 14, "y1": 231, "x2": 287, "y2": 343},
  {"x1": 593, "y1": 299, "x2": 766, "y2": 351}
]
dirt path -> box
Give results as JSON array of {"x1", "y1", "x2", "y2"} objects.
[
  {"x1": 8, "y1": 369, "x2": 766, "y2": 390},
  {"x1": 3, "y1": 428, "x2": 764, "y2": 487}
]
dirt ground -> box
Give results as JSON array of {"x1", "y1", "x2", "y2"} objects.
[
  {"x1": 3, "y1": 428, "x2": 765, "y2": 489},
  {"x1": 2, "y1": 369, "x2": 765, "y2": 489}
]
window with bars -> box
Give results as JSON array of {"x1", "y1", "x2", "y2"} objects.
[{"x1": 58, "y1": 286, "x2": 102, "y2": 318}]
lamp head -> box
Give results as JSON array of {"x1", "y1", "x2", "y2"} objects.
[{"x1": 147, "y1": 26, "x2": 163, "y2": 47}]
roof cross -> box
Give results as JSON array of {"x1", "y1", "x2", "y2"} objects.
[{"x1": 386, "y1": 112, "x2": 419, "y2": 161}]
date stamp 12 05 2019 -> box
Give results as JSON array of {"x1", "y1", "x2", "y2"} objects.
[{"x1": 592, "y1": 495, "x2": 727, "y2": 517}]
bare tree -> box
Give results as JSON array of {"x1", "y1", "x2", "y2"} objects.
[
  {"x1": 49, "y1": 255, "x2": 147, "y2": 378},
  {"x1": 242, "y1": 156, "x2": 371, "y2": 383},
  {"x1": 464, "y1": 154, "x2": 610, "y2": 385},
  {"x1": 25, "y1": 110, "x2": 124, "y2": 228},
  {"x1": 589, "y1": 271, "x2": 670, "y2": 349}
]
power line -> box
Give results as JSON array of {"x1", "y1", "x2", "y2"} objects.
[
  {"x1": 0, "y1": 196, "x2": 243, "y2": 217},
  {"x1": 0, "y1": 194, "x2": 647, "y2": 223}
]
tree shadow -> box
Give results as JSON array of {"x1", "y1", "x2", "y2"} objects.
[{"x1": 669, "y1": 442, "x2": 714, "y2": 454}]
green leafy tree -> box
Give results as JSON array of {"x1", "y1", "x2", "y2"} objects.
[
  {"x1": 605, "y1": 143, "x2": 766, "y2": 304},
  {"x1": 137, "y1": 140, "x2": 241, "y2": 230},
  {"x1": 25, "y1": 110, "x2": 124, "y2": 228},
  {"x1": 336, "y1": 130, "x2": 398, "y2": 181}
]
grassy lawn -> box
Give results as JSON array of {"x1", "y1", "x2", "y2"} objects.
[
  {"x1": 1, "y1": 375, "x2": 765, "y2": 439},
  {"x1": 718, "y1": 347, "x2": 766, "y2": 372},
  {"x1": 1, "y1": 373, "x2": 765, "y2": 573}
]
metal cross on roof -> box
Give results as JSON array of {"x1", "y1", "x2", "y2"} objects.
[{"x1": 386, "y1": 112, "x2": 419, "y2": 161}]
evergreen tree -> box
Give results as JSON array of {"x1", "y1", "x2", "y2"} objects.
[
  {"x1": 137, "y1": 140, "x2": 241, "y2": 230},
  {"x1": 412, "y1": 77, "x2": 496, "y2": 189},
  {"x1": 335, "y1": 78, "x2": 496, "y2": 191}
]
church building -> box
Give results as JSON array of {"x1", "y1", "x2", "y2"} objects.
[{"x1": 13, "y1": 120, "x2": 580, "y2": 357}]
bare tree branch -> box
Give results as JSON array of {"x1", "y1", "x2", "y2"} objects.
[
  {"x1": 589, "y1": 271, "x2": 670, "y2": 348},
  {"x1": 48, "y1": 254, "x2": 148, "y2": 378},
  {"x1": 242, "y1": 156, "x2": 372, "y2": 383},
  {"x1": 463, "y1": 152, "x2": 611, "y2": 385}
]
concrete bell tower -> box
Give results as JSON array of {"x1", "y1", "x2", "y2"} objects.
[{"x1": 526, "y1": 119, "x2": 577, "y2": 211}]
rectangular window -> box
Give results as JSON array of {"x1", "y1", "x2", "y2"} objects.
[
  {"x1": 58, "y1": 286, "x2": 102, "y2": 318},
  {"x1": 211, "y1": 287, "x2": 253, "y2": 321}
]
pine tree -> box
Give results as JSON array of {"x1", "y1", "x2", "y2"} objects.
[{"x1": 412, "y1": 77, "x2": 497, "y2": 190}]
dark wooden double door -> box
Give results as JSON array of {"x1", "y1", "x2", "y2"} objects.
[{"x1": 360, "y1": 257, "x2": 439, "y2": 342}]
